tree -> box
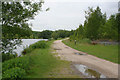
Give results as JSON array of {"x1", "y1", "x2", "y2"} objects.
[
  {"x1": 39, "y1": 30, "x2": 53, "y2": 39},
  {"x1": 51, "y1": 30, "x2": 72, "y2": 39},
  {"x1": 85, "y1": 6, "x2": 105, "y2": 40},
  {"x1": 70, "y1": 6, "x2": 118, "y2": 41},
  {"x1": 116, "y1": 13, "x2": 120, "y2": 41},
  {"x1": 52, "y1": 31, "x2": 59, "y2": 40},
  {"x1": 1, "y1": 1, "x2": 44, "y2": 54},
  {"x1": 77, "y1": 25, "x2": 84, "y2": 39},
  {"x1": 32, "y1": 31, "x2": 41, "y2": 39},
  {"x1": 98, "y1": 13, "x2": 107, "y2": 39},
  {"x1": 102, "y1": 15, "x2": 118, "y2": 40}
]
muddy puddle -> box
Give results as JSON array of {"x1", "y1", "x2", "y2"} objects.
[
  {"x1": 74, "y1": 64, "x2": 106, "y2": 78},
  {"x1": 74, "y1": 53, "x2": 85, "y2": 55},
  {"x1": 54, "y1": 48, "x2": 62, "y2": 50}
]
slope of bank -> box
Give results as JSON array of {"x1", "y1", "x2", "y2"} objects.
[
  {"x1": 2, "y1": 40, "x2": 81, "y2": 79},
  {"x1": 26, "y1": 40, "x2": 81, "y2": 78}
]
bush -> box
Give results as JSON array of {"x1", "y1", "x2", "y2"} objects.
[
  {"x1": 2, "y1": 56, "x2": 30, "y2": 72},
  {"x1": 31, "y1": 41, "x2": 48, "y2": 49},
  {"x1": 48, "y1": 38, "x2": 52, "y2": 41},
  {"x1": 2, "y1": 67, "x2": 26, "y2": 79},
  {"x1": 78, "y1": 38, "x2": 91, "y2": 44},
  {"x1": 2, "y1": 53, "x2": 17, "y2": 62},
  {"x1": 72, "y1": 38, "x2": 91, "y2": 44},
  {"x1": 22, "y1": 41, "x2": 48, "y2": 55},
  {"x1": 22, "y1": 47, "x2": 33, "y2": 55}
]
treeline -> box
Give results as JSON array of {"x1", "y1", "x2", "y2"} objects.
[
  {"x1": 70, "y1": 6, "x2": 119, "y2": 41},
  {"x1": 8, "y1": 28, "x2": 74, "y2": 40},
  {"x1": 32, "y1": 30, "x2": 74, "y2": 39}
]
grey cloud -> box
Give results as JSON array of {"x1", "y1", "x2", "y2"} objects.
[{"x1": 28, "y1": 2, "x2": 118, "y2": 31}]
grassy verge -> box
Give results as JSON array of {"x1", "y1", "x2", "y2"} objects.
[
  {"x1": 2, "y1": 41, "x2": 50, "y2": 79},
  {"x1": 2, "y1": 40, "x2": 81, "y2": 78},
  {"x1": 62, "y1": 39, "x2": 118, "y2": 64},
  {"x1": 26, "y1": 40, "x2": 80, "y2": 78}
]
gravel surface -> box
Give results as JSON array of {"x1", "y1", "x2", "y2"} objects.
[{"x1": 52, "y1": 39, "x2": 119, "y2": 78}]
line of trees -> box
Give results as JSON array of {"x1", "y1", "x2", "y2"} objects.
[
  {"x1": 70, "y1": 6, "x2": 119, "y2": 41},
  {"x1": 32, "y1": 30, "x2": 74, "y2": 40}
]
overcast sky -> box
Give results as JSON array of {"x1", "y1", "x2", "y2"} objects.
[{"x1": 28, "y1": 0, "x2": 119, "y2": 31}]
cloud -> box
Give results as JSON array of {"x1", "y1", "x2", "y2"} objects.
[
  {"x1": 45, "y1": 0, "x2": 119, "y2": 2},
  {"x1": 28, "y1": 1, "x2": 118, "y2": 31}
]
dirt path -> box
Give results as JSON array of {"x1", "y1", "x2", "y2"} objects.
[{"x1": 52, "y1": 40, "x2": 119, "y2": 78}]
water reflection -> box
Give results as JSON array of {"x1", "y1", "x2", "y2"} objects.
[{"x1": 74, "y1": 64, "x2": 106, "y2": 78}]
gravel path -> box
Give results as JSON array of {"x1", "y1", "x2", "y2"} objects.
[{"x1": 52, "y1": 40, "x2": 119, "y2": 78}]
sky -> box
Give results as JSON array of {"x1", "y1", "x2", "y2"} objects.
[{"x1": 28, "y1": 0, "x2": 119, "y2": 31}]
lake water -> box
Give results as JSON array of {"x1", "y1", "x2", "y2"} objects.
[{"x1": 13, "y1": 39, "x2": 48, "y2": 56}]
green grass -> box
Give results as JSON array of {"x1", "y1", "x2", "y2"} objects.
[
  {"x1": 25, "y1": 41, "x2": 57, "y2": 78},
  {"x1": 26, "y1": 40, "x2": 80, "y2": 78},
  {"x1": 26, "y1": 49, "x2": 59, "y2": 78},
  {"x1": 2, "y1": 40, "x2": 80, "y2": 78},
  {"x1": 63, "y1": 40, "x2": 119, "y2": 64}
]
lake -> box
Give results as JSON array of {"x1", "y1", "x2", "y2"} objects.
[{"x1": 13, "y1": 39, "x2": 48, "y2": 56}]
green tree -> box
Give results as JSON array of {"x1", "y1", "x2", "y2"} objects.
[
  {"x1": 102, "y1": 15, "x2": 118, "y2": 40},
  {"x1": 51, "y1": 30, "x2": 72, "y2": 39},
  {"x1": 116, "y1": 13, "x2": 120, "y2": 41},
  {"x1": 32, "y1": 31, "x2": 41, "y2": 39},
  {"x1": 85, "y1": 6, "x2": 105, "y2": 40},
  {"x1": 77, "y1": 25, "x2": 84, "y2": 39},
  {"x1": 98, "y1": 13, "x2": 107, "y2": 39},
  {"x1": 1, "y1": 1, "x2": 44, "y2": 53},
  {"x1": 52, "y1": 31, "x2": 59, "y2": 40},
  {"x1": 39, "y1": 30, "x2": 53, "y2": 39},
  {"x1": 70, "y1": 6, "x2": 118, "y2": 41}
]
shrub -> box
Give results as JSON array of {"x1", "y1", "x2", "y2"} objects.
[
  {"x1": 2, "y1": 56, "x2": 30, "y2": 72},
  {"x1": 31, "y1": 41, "x2": 48, "y2": 49},
  {"x1": 2, "y1": 67, "x2": 26, "y2": 79},
  {"x1": 22, "y1": 47, "x2": 33, "y2": 55},
  {"x1": 2, "y1": 53, "x2": 17, "y2": 62},
  {"x1": 79, "y1": 38, "x2": 91, "y2": 44},
  {"x1": 48, "y1": 38, "x2": 52, "y2": 41},
  {"x1": 22, "y1": 41, "x2": 48, "y2": 55}
]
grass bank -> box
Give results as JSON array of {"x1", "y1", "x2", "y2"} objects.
[
  {"x1": 25, "y1": 41, "x2": 61, "y2": 78},
  {"x1": 2, "y1": 40, "x2": 81, "y2": 79},
  {"x1": 26, "y1": 40, "x2": 80, "y2": 78},
  {"x1": 62, "y1": 39, "x2": 118, "y2": 64}
]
